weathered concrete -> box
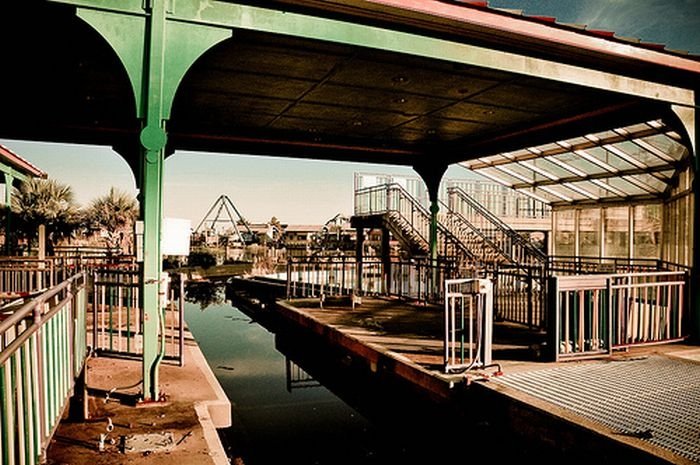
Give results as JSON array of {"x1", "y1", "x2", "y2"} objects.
[
  {"x1": 270, "y1": 295, "x2": 700, "y2": 464},
  {"x1": 46, "y1": 334, "x2": 230, "y2": 465}
]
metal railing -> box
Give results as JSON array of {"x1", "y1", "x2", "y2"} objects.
[
  {"x1": 354, "y1": 183, "x2": 476, "y2": 263},
  {"x1": 548, "y1": 255, "x2": 689, "y2": 275},
  {"x1": 495, "y1": 263, "x2": 547, "y2": 329},
  {"x1": 447, "y1": 186, "x2": 547, "y2": 267},
  {"x1": 493, "y1": 257, "x2": 688, "y2": 331},
  {"x1": 286, "y1": 256, "x2": 463, "y2": 304},
  {"x1": 90, "y1": 270, "x2": 185, "y2": 364},
  {"x1": 0, "y1": 272, "x2": 87, "y2": 465},
  {"x1": 444, "y1": 278, "x2": 493, "y2": 373},
  {"x1": 549, "y1": 270, "x2": 688, "y2": 361},
  {"x1": 0, "y1": 258, "x2": 67, "y2": 298}
]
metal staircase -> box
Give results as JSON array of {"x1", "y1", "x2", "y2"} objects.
[
  {"x1": 447, "y1": 186, "x2": 547, "y2": 267},
  {"x1": 354, "y1": 183, "x2": 547, "y2": 269},
  {"x1": 354, "y1": 183, "x2": 477, "y2": 266}
]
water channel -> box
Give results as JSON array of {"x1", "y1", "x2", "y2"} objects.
[{"x1": 184, "y1": 281, "x2": 555, "y2": 465}]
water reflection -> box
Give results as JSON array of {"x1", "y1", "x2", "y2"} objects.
[
  {"x1": 185, "y1": 280, "x2": 557, "y2": 465},
  {"x1": 184, "y1": 280, "x2": 226, "y2": 309}
]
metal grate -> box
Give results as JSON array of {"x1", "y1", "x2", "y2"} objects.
[{"x1": 494, "y1": 356, "x2": 700, "y2": 462}]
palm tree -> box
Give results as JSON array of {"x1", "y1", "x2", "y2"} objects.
[
  {"x1": 11, "y1": 178, "x2": 81, "y2": 254},
  {"x1": 84, "y1": 187, "x2": 139, "y2": 254}
]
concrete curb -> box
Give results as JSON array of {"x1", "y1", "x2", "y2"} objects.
[
  {"x1": 186, "y1": 341, "x2": 232, "y2": 428},
  {"x1": 195, "y1": 403, "x2": 230, "y2": 465}
]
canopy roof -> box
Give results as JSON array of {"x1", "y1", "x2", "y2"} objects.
[
  {"x1": 461, "y1": 119, "x2": 690, "y2": 208},
  {"x1": 0, "y1": 1, "x2": 697, "y2": 180}
]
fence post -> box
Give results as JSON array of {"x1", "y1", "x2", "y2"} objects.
[
  {"x1": 286, "y1": 260, "x2": 291, "y2": 299},
  {"x1": 607, "y1": 277, "x2": 613, "y2": 356},
  {"x1": 546, "y1": 276, "x2": 560, "y2": 362},
  {"x1": 179, "y1": 273, "x2": 185, "y2": 367},
  {"x1": 527, "y1": 266, "x2": 534, "y2": 328}
]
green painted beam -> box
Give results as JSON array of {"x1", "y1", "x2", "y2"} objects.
[
  {"x1": 0, "y1": 163, "x2": 28, "y2": 184},
  {"x1": 52, "y1": 0, "x2": 693, "y2": 106},
  {"x1": 170, "y1": 0, "x2": 693, "y2": 106},
  {"x1": 75, "y1": 0, "x2": 230, "y2": 400}
]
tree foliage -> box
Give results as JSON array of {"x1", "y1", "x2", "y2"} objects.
[
  {"x1": 85, "y1": 187, "x2": 139, "y2": 252},
  {"x1": 11, "y1": 178, "x2": 81, "y2": 252}
]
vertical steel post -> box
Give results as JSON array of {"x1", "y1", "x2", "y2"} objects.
[
  {"x1": 413, "y1": 163, "x2": 447, "y2": 300},
  {"x1": 137, "y1": 0, "x2": 169, "y2": 401},
  {"x1": 546, "y1": 276, "x2": 560, "y2": 362},
  {"x1": 381, "y1": 228, "x2": 391, "y2": 295},
  {"x1": 669, "y1": 104, "x2": 698, "y2": 342},
  {"x1": 4, "y1": 173, "x2": 12, "y2": 255},
  {"x1": 355, "y1": 227, "x2": 364, "y2": 294}
]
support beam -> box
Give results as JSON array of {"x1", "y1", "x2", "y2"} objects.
[
  {"x1": 672, "y1": 103, "x2": 698, "y2": 342},
  {"x1": 76, "y1": 1, "x2": 230, "y2": 400},
  {"x1": 381, "y1": 228, "x2": 391, "y2": 294},
  {"x1": 355, "y1": 226, "x2": 364, "y2": 295},
  {"x1": 414, "y1": 162, "x2": 447, "y2": 297}
]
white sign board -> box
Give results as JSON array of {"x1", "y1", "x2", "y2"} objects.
[{"x1": 162, "y1": 218, "x2": 191, "y2": 256}]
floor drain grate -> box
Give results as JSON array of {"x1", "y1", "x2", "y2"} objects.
[{"x1": 494, "y1": 356, "x2": 700, "y2": 462}]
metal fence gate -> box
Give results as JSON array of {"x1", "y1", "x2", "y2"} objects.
[
  {"x1": 89, "y1": 270, "x2": 185, "y2": 364},
  {"x1": 444, "y1": 278, "x2": 493, "y2": 373}
]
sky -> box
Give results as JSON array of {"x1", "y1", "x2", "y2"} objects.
[{"x1": 2, "y1": 0, "x2": 699, "y2": 226}]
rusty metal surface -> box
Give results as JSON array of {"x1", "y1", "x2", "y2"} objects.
[{"x1": 494, "y1": 355, "x2": 700, "y2": 462}]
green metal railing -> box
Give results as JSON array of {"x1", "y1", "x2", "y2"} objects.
[
  {"x1": 0, "y1": 272, "x2": 87, "y2": 465},
  {"x1": 90, "y1": 270, "x2": 185, "y2": 365}
]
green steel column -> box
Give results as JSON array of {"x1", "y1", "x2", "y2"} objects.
[
  {"x1": 139, "y1": 0, "x2": 168, "y2": 402},
  {"x1": 429, "y1": 199, "x2": 439, "y2": 265},
  {"x1": 414, "y1": 163, "x2": 447, "y2": 298},
  {"x1": 75, "y1": 1, "x2": 230, "y2": 400}
]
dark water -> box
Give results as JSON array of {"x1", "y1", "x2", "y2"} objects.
[
  {"x1": 184, "y1": 283, "x2": 557, "y2": 465},
  {"x1": 185, "y1": 285, "x2": 410, "y2": 465}
]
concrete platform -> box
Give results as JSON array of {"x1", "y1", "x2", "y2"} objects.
[
  {"x1": 46, "y1": 335, "x2": 231, "y2": 465},
  {"x1": 272, "y1": 295, "x2": 700, "y2": 464}
]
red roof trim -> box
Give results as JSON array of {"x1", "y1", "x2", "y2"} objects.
[
  {"x1": 0, "y1": 145, "x2": 47, "y2": 179},
  {"x1": 366, "y1": 0, "x2": 700, "y2": 74}
]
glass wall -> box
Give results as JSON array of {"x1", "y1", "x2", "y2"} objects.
[
  {"x1": 553, "y1": 202, "x2": 670, "y2": 262},
  {"x1": 553, "y1": 210, "x2": 575, "y2": 256},
  {"x1": 634, "y1": 204, "x2": 662, "y2": 259},
  {"x1": 578, "y1": 209, "x2": 600, "y2": 257},
  {"x1": 604, "y1": 207, "x2": 629, "y2": 258},
  {"x1": 663, "y1": 166, "x2": 693, "y2": 267}
]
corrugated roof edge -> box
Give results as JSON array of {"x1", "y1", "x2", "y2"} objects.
[
  {"x1": 0, "y1": 144, "x2": 48, "y2": 179},
  {"x1": 448, "y1": 0, "x2": 698, "y2": 60}
]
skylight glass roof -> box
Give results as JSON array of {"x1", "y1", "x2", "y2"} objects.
[{"x1": 460, "y1": 120, "x2": 689, "y2": 207}]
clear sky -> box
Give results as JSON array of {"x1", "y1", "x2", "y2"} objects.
[{"x1": 1, "y1": 0, "x2": 698, "y2": 226}]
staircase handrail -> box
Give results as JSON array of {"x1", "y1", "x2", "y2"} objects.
[
  {"x1": 438, "y1": 198, "x2": 513, "y2": 264},
  {"x1": 354, "y1": 183, "x2": 476, "y2": 261},
  {"x1": 447, "y1": 186, "x2": 547, "y2": 262}
]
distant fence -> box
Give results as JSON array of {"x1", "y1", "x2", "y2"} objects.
[
  {"x1": 549, "y1": 270, "x2": 688, "y2": 361},
  {"x1": 494, "y1": 264, "x2": 546, "y2": 329},
  {"x1": 0, "y1": 272, "x2": 87, "y2": 465},
  {"x1": 286, "y1": 256, "x2": 464, "y2": 304}
]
